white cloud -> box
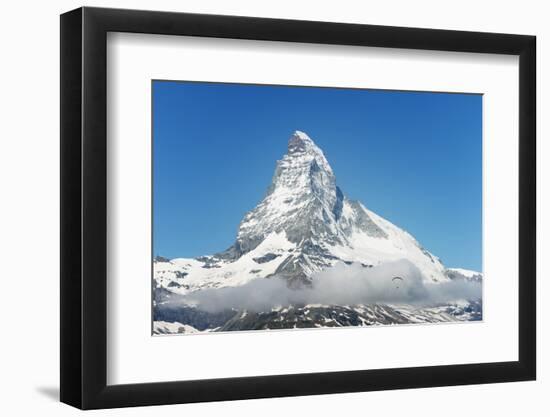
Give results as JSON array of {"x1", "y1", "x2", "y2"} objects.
[{"x1": 166, "y1": 259, "x2": 482, "y2": 313}]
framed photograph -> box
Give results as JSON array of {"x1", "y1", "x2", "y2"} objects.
[{"x1": 60, "y1": 6, "x2": 536, "y2": 409}]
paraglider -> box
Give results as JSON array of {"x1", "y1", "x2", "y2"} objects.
[{"x1": 392, "y1": 276, "x2": 404, "y2": 289}]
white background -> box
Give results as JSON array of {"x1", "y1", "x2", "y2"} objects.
[
  {"x1": 0, "y1": 0, "x2": 546, "y2": 416},
  {"x1": 108, "y1": 33, "x2": 519, "y2": 385}
]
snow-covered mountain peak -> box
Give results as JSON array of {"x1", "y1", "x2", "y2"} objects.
[
  {"x1": 233, "y1": 131, "x2": 341, "y2": 264},
  {"x1": 288, "y1": 130, "x2": 319, "y2": 152},
  {"x1": 156, "y1": 130, "x2": 467, "y2": 295},
  {"x1": 268, "y1": 130, "x2": 335, "y2": 200},
  {"x1": 285, "y1": 130, "x2": 333, "y2": 173}
]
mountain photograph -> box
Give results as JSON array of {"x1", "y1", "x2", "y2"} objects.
[{"x1": 152, "y1": 82, "x2": 482, "y2": 335}]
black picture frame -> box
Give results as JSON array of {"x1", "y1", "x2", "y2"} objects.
[{"x1": 60, "y1": 6, "x2": 536, "y2": 410}]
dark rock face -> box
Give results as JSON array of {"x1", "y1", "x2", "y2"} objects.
[
  {"x1": 153, "y1": 299, "x2": 237, "y2": 331},
  {"x1": 196, "y1": 256, "x2": 222, "y2": 269},
  {"x1": 253, "y1": 253, "x2": 281, "y2": 264},
  {"x1": 154, "y1": 255, "x2": 170, "y2": 263},
  {"x1": 153, "y1": 302, "x2": 466, "y2": 333},
  {"x1": 218, "y1": 305, "x2": 457, "y2": 331},
  {"x1": 273, "y1": 254, "x2": 313, "y2": 288},
  {"x1": 441, "y1": 299, "x2": 482, "y2": 321}
]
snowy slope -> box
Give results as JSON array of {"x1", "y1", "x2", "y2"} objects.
[
  {"x1": 153, "y1": 321, "x2": 200, "y2": 335},
  {"x1": 445, "y1": 268, "x2": 483, "y2": 282},
  {"x1": 154, "y1": 232, "x2": 296, "y2": 292}
]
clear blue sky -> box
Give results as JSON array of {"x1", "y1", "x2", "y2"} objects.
[{"x1": 153, "y1": 81, "x2": 482, "y2": 271}]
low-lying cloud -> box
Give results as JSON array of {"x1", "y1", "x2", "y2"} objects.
[{"x1": 165, "y1": 259, "x2": 481, "y2": 313}]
